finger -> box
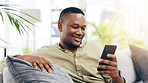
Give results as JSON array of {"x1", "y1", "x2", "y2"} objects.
[
  {"x1": 39, "y1": 58, "x2": 52, "y2": 73},
  {"x1": 98, "y1": 65, "x2": 116, "y2": 71},
  {"x1": 32, "y1": 61, "x2": 38, "y2": 69},
  {"x1": 35, "y1": 59, "x2": 45, "y2": 72},
  {"x1": 99, "y1": 59, "x2": 117, "y2": 67},
  {"x1": 98, "y1": 70, "x2": 120, "y2": 80},
  {"x1": 98, "y1": 70, "x2": 117, "y2": 75},
  {"x1": 43, "y1": 58, "x2": 54, "y2": 70},
  {"x1": 107, "y1": 54, "x2": 117, "y2": 62}
]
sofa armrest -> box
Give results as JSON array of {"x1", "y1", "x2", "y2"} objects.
[
  {"x1": 3, "y1": 67, "x2": 14, "y2": 83},
  {"x1": 0, "y1": 72, "x2": 3, "y2": 83}
]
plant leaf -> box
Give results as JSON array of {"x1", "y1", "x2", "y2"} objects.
[
  {"x1": 13, "y1": 19, "x2": 21, "y2": 34},
  {"x1": 0, "y1": 3, "x2": 37, "y2": 34},
  {"x1": 18, "y1": 19, "x2": 31, "y2": 30},
  {"x1": 3, "y1": 8, "x2": 39, "y2": 21},
  {"x1": 5, "y1": 11, "x2": 14, "y2": 26},
  {"x1": 0, "y1": 12, "x2": 4, "y2": 22},
  {"x1": 0, "y1": 4, "x2": 9, "y2": 7},
  {"x1": 17, "y1": 20, "x2": 27, "y2": 34},
  {"x1": 9, "y1": 12, "x2": 35, "y2": 26}
]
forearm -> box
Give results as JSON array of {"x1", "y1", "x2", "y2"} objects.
[
  {"x1": 15, "y1": 55, "x2": 34, "y2": 60},
  {"x1": 15, "y1": 55, "x2": 24, "y2": 59}
]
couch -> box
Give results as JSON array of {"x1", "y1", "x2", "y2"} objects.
[
  {"x1": 0, "y1": 45, "x2": 147, "y2": 83},
  {"x1": 115, "y1": 48, "x2": 142, "y2": 83},
  {"x1": 115, "y1": 45, "x2": 148, "y2": 83}
]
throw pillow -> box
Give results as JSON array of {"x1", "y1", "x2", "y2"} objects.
[
  {"x1": 129, "y1": 45, "x2": 148, "y2": 83},
  {"x1": 7, "y1": 56, "x2": 73, "y2": 83},
  {"x1": 115, "y1": 48, "x2": 138, "y2": 83}
]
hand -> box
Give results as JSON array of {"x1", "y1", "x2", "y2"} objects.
[
  {"x1": 15, "y1": 55, "x2": 54, "y2": 73},
  {"x1": 97, "y1": 54, "x2": 120, "y2": 79}
]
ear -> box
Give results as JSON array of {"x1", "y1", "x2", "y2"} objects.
[{"x1": 58, "y1": 22, "x2": 62, "y2": 32}]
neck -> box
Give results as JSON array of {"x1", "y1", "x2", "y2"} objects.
[{"x1": 59, "y1": 43, "x2": 78, "y2": 55}]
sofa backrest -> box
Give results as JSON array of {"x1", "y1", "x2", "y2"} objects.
[{"x1": 115, "y1": 48, "x2": 139, "y2": 83}]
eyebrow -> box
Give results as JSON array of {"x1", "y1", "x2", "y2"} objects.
[{"x1": 72, "y1": 23, "x2": 87, "y2": 27}]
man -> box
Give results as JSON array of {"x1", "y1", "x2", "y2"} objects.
[{"x1": 0, "y1": 7, "x2": 125, "y2": 83}]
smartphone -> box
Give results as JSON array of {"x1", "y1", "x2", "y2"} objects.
[{"x1": 97, "y1": 45, "x2": 117, "y2": 71}]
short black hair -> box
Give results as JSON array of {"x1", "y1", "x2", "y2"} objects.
[{"x1": 58, "y1": 7, "x2": 85, "y2": 23}]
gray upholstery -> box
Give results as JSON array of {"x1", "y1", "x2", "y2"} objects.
[
  {"x1": 3, "y1": 67, "x2": 14, "y2": 83},
  {"x1": 130, "y1": 45, "x2": 148, "y2": 83},
  {"x1": 0, "y1": 73, "x2": 3, "y2": 83},
  {"x1": 135, "y1": 81, "x2": 144, "y2": 83},
  {"x1": 6, "y1": 56, "x2": 73, "y2": 83}
]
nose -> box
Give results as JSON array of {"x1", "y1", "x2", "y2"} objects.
[{"x1": 76, "y1": 28, "x2": 84, "y2": 36}]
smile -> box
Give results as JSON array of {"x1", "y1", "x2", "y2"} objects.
[{"x1": 73, "y1": 36, "x2": 82, "y2": 42}]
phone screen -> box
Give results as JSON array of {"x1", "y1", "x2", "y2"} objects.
[{"x1": 97, "y1": 45, "x2": 117, "y2": 71}]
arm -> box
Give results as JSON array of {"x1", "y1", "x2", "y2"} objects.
[
  {"x1": 97, "y1": 54, "x2": 125, "y2": 83},
  {"x1": 15, "y1": 55, "x2": 54, "y2": 73}
]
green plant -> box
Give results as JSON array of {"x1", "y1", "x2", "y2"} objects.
[
  {"x1": 89, "y1": 21, "x2": 117, "y2": 46},
  {"x1": 0, "y1": 3, "x2": 39, "y2": 34},
  {"x1": 89, "y1": 21, "x2": 147, "y2": 50},
  {"x1": 23, "y1": 46, "x2": 32, "y2": 54}
]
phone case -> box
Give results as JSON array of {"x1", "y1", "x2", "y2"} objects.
[{"x1": 97, "y1": 45, "x2": 117, "y2": 71}]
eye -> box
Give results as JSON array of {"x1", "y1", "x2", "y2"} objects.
[
  {"x1": 71, "y1": 25, "x2": 78, "y2": 29},
  {"x1": 81, "y1": 27, "x2": 86, "y2": 31}
]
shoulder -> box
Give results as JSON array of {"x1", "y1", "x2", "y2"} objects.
[
  {"x1": 84, "y1": 41, "x2": 103, "y2": 50},
  {"x1": 86, "y1": 41, "x2": 101, "y2": 46},
  {"x1": 30, "y1": 44, "x2": 59, "y2": 55},
  {"x1": 81, "y1": 41, "x2": 103, "y2": 57},
  {"x1": 37, "y1": 43, "x2": 59, "y2": 51}
]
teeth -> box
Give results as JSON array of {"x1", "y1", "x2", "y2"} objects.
[
  {"x1": 74, "y1": 37, "x2": 81, "y2": 41},
  {"x1": 74, "y1": 36, "x2": 81, "y2": 39}
]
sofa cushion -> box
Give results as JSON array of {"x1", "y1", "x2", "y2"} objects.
[
  {"x1": 3, "y1": 67, "x2": 14, "y2": 83},
  {"x1": 6, "y1": 56, "x2": 73, "y2": 83},
  {"x1": 115, "y1": 48, "x2": 138, "y2": 83},
  {"x1": 129, "y1": 45, "x2": 148, "y2": 83}
]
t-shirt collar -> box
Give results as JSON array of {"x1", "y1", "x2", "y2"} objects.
[{"x1": 56, "y1": 40, "x2": 87, "y2": 51}]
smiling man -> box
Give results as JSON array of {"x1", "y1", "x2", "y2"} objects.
[
  {"x1": 58, "y1": 8, "x2": 86, "y2": 55},
  {"x1": 0, "y1": 7, "x2": 125, "y2": 83},
  {"x1": 54, "y1": 7, "x2": 125, "y2": 83}
]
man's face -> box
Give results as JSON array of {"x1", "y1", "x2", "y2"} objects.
[{"x1": 60, "y1": 13, "x2": 86, "y2": 48}]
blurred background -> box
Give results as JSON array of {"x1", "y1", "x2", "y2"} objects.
[{"x1": 0, "y1": 0, "x2": 148, "y2": 60}]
